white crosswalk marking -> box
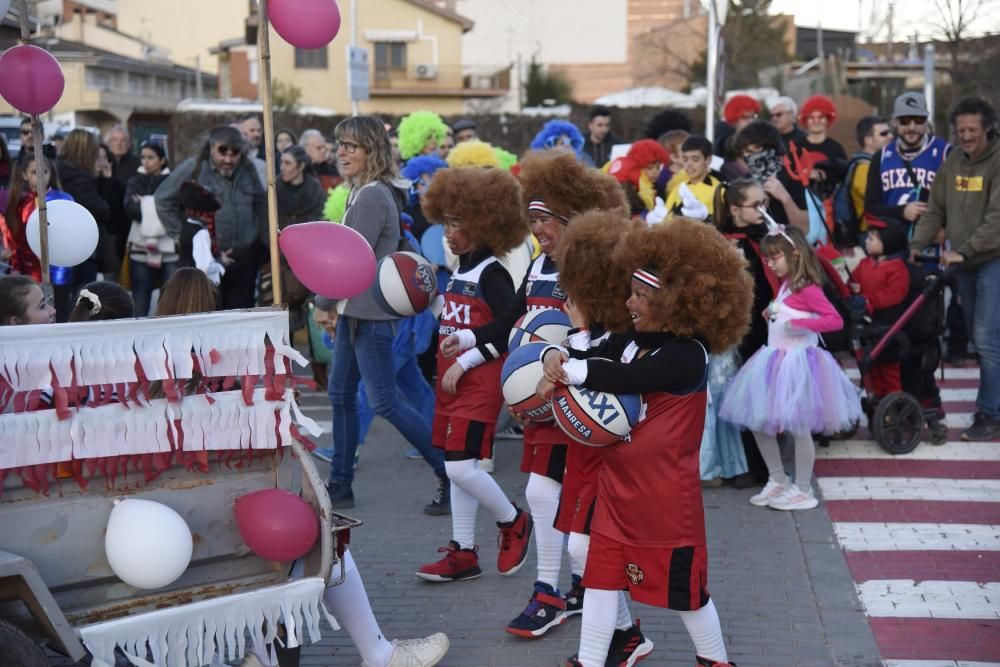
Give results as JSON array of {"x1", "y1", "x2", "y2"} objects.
[
  {"x1": 856, "y1": 580, "x2": 1000, "y2": 619},
  {"x1": 817, "y1": 440, "x2": 1000, "y2": 460},
  {"x1": 832, "y1": 523, "x2": 1000, "y2": 551},
  {"x1": 818, "y1": 477, "x2": 1000, "y2": 502}
]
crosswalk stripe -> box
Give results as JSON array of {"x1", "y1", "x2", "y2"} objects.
[
  {"x1": 818, "y1": 477, "x2": 1000, "y2": 502},
  {"x1": 857, "y1": 580, "x2": 1000, "y2": 619},
  {"x1": 817, "y1": 441, "x2": 1000, "y2": 461},
  {"x1": 844, "y1": 367, "x2": 982, "y2": 380},
  {"x1": 884, "y1": 661, "x2": 1000, "y2": 666},
  {"x1": 833, "y1": 523, "x2": 1000, "y2": 551},
  {"x1": 845, "y1": 551, "x2": 1000, "y2": 584}
]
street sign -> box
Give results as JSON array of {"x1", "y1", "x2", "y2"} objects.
[{"x1": 348, "y1": 46, "x2": 369, "y2": 101}]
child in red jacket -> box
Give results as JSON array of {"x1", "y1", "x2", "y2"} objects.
[{"x1": 849, "y1": 219, "x2": 911, "y2": 398}]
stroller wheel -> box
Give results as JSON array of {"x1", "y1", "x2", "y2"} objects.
[{"x1": 873, "y1": 392, "x2": 924, "y2": 455}]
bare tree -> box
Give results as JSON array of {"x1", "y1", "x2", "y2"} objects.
[{"x1": 929, "y1": 0, "x2": 994, "y2": 83}]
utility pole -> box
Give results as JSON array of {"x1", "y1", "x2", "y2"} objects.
[
  {"x1": 195, "y1": 55, "x2": 203, "y2": 98},
  {"x1": 350, "y1": 0, "x2": 358, "y2": 116},
  {"x1": 886, "y1": 1, "x2": 894, "y2": 62},
  {"x1": 924, "y1": 44, "x2": 935, "y2": 121}
]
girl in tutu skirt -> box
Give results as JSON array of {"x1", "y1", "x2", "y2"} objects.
[{"x1": 720, "y1": 223, "x2": 861, "y2": 511}]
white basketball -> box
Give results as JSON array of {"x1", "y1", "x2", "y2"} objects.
[
  {"x1": 500, "y1": 342, "x2": 552, "y2": 422},
  {"x1": 508, "y1": 308, "x2": 571, "y2": 351},
  {"x1": 372, "y1": 251, "x2": 437, "y2": 317}
]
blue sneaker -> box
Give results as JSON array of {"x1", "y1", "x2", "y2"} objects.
[
  {"x1": 505, "y1": 581, "x2": 567, "y2": 637},
  {"x1": 312, "y1": 447, "x2": 334, "y2": 463}
]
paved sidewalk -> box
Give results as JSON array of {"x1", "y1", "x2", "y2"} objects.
[{"x1": 297, "y1": 393, "x2": 883, "y2": 667}]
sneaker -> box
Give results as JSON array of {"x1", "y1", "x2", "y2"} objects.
[
  {"x1": 312, "y1": 447, "x2": 334, "y2": 463},
  {"x1": 325, "y1": 480, "x2": 354, "y2": 509},
  {"x1": 564, "y1": 657, "x2": 583, "y2": 667},
  {"x1": 424, "y1": 477, "x2": 451, "y2": 516},
  {"x1": 405, "y1": 448, "x2": 423, "y2": 460},
  {"x1": 362, "y1": 632, "x2": 450, "y2": 667},
  {"x1": 563, "y1": 574, "x2": 585, "y2": 618},
  {"x1": 416, "y1": 541, "x2": 481, "y2": 582},
  {"x1": 496, "y1": 425, "x2": 524, "y2": 440},
  {"x1": 768, "y1": 484, "x2": 819, "y2": 511},
  {"x1": 962, "y1": 412, "x2": 1000, "y2": 441},
  {"x1": 748, "y1": 479, "x2": 787, "y2": 506},
  {"x1": 497, "y1": 505, "x2": 533, "y2": 575},
  {"x1": 505, "y1": 581, "x2": 568, "y2": 638},
  {"x1": 607, "y1": 620, "x2": 654, "y2": 666},
  {"x1": 479, "y1": 457, "x2": 495, "y2": 474},
  {"x1": 696, "y1": 657, "x2": 738, "y2": 666}
]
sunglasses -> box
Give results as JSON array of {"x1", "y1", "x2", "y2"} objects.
[
  {"x1": 770, "y1": 111, "x2": 788, "y2": 118},
  {"x1": 897, "y1": 116, "x2": 927, "y2": 127},
  {"x1": 20, "y1": 128, "x2": 32, "y2": 136},
  {"x1": 215, "y1": 145, "x2": 241, "y2": 156}
]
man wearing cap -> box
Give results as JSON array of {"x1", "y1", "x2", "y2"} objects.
[
  {"x1": 452, "y1": 119, "x2": 478, "y2": 143},
  {"x1": 909, "y1": 97, "x2": 1000, "y2": 441},
  {"x1": 864, "y1": 91, "x2": 951, "y2": 227}
]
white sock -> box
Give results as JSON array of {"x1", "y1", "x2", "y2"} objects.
[
  {"x1": 449, "y1": 479, "x2": 479, "y2": 550},
  {"x1": 446, "y1": 458, "x2": 517, "y2": 524},
  {"x1": 753, "y1": 432, "x2": 787, "y2": 483},
  {"x1": 577, "y1": 588, "x2": 618, "y2": 667},
  {"x1": 792, "y1": 432, "x2": 816, "y2": 490},
  {"x1": 677, "y1": 599, "x2": 727, "y2": 663},
  {"x1": 525, "y1": 472, "x2": 563, "y2": 588},
  {"x1": 567, "y1": 531, "x2": 589, "y2": 577},
  {"x1": 616, "y1": 590, "x2": 633, "y2": 631},
  {"x1": 323, "y1": 551, "x2": 394, "y2": 667}
]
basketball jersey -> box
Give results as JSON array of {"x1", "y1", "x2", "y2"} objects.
[
  {"x1": 877, "y1": 136, "x2": 949, "y2": 206},
  {"x1": 593, "y1": 339, "x2": 709, "y2": 548},
  {"x1": 437, "y1": 256, "x2": 504, "y2": 420},
  {"x1": 522, "y1": 255, "x2": 568, "y2": 445}
]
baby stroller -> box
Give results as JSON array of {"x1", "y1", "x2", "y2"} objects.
[{"x1": 849, "y1": 262, "x2": 955, "y2": 453}]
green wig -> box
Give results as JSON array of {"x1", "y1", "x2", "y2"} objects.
[
  {"x1": 494, "y1": 146, "x2": 518, "y2": 171},
  {"x1": 323, "y1": 184, "x2": 351, "y2": 223},
  {"x1": 398, "y1": 111, "x2": 448, "y2": 160}
]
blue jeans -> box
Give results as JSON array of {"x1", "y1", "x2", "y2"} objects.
[
  {"x1": 954, "y1": 258, "x2": 1000, "y2": 418},
  {"x1": 130, "y1": 260, "x2": 178, "y2": 317},
  {"x1": 328, "y1": 317, "x2": 443, "y2": 483}
]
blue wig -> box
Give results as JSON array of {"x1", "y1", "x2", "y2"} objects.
[
  {"x1": 401, "y1": 154, "x2": 448, "y2": 206},
  {"x1": 529, "y1": 119, "x2": 585, "y2": 153}
]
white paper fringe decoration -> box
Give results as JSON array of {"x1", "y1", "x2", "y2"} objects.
[
  {"x1": 0, "y1": 311, "x2": 307, "y2": 393},
  {"x1": 0, "y1": 388, "x2": 324, "y2": 471},
  {"x1": 78, "y1": 577, "x2": 338, "y2": 667}
]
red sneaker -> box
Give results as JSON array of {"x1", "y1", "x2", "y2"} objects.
[
  {"x1": 696, "y1": 657, "x2": 737, "y2": 666},
  {"x1": 415, "y1": 540, "x2": 481, "y2": 582},
  {"x1": 497, "y1": 504, "x2": 533, "y2": 576}
]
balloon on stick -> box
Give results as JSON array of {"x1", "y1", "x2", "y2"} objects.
[
  {"x1": 105, "y1": 499, "x2": 193, "y2": 590},
  {"x1": 279, "y1": 221, "x2": 376, "y2": 299},
  {"x1": 235, "y1": 489, "x2": 319, "y2": 562},
  {"x1": 0, "y1": 44, "x2": 65, "y2": 115},
  {"x1": 26, "y1": 200, "x2": 98, "y2": 267},
  {"x1": 269, "y1": 0, "x2": 341, "y2": 49}
]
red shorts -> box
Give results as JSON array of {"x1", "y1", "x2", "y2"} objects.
[
  {"x1": 554, "y1": 444, "x2": 600, "y2": 534},
  {"x1": 432, "y1": 413, "x2": 495, "y2": 460},
  {"x1": 520, "y1": 442, "x2": 567, "y2": 482},
  {"x1": 583, "y1": 531, "x2": 710, "y2": 610}
]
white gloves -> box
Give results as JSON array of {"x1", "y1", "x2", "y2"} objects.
[
  {"x1": 645, "y1": 196, "x2": 667, "y2": 225},
  {"x1": 678, "y1": 183, "x2": 709, "y2": 220}
]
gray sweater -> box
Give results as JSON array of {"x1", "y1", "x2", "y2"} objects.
[
  {"x1": 154, "y1": 156, "x2": 264, "y2": 252},
  {"x1": 339, "y1": 181, "x2": 405, "y2": 320}
]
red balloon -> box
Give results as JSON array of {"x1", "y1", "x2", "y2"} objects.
[
  {"x1": 0, "y1": 45, "x2": 65, "y2": 115},
  {"x1": 278, "y1": 221, "x2": 376, "y2": 300},
  {"x1": 235, "y1": 489, "x2": 319, "y2": 562},
  {"x1": 269, "y1": 0, "x2": 341, "y2": 50}
]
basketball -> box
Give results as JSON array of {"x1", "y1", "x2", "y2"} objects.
[
  {"x1": 508, "y1": 308, "x2": 571, "y2": 351},
  {"x1": 373, "y1": 251, "x2": 438, "y2": 317},
  {"x1": 552, "y1": 384, "x2": 642, "y2": 446},
  {"x1": 501, "y1": 342, "x2": 553, "y2": 422}
]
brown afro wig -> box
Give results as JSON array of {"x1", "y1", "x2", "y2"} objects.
[
  {"x1": 518, "y1": 149, "x2": 627, "y2": 220},
  {"x1": 422, "y1": 167, "x2": 528, "y2": 256},
  {"x1": 614, "y1": 218, "x2": 753, "y2": 353},
  {"x1": 553, "y1": 211, "x2": 642, "y2": 333}
]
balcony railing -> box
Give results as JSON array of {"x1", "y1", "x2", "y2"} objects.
[{"x1": 372, "y1": 64, "x2": 511, "y2": 96}]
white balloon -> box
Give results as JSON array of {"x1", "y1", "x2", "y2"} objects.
[
  {"x1": 26, "y1": 199, "x2": 99, "y2": 267},
  {"x1": 105, "y1": 499, "x2": 193, "y2": 590}
]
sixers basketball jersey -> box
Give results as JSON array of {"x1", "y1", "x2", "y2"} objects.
[
  {"x1": 437, "y1": 256, "x2": 504, "y2": 419},
  {"x1": 525, "y1": 255, "x2": 566, "y2": 311},
  {"x1": 878, "y1": 136, "x2": 950, "y2": 206}
]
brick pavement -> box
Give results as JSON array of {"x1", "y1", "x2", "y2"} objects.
[{"x1": 296, "y1": 392, "x2": 883, "y2": 667}]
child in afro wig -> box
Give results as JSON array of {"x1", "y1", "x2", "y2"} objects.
[{"x1": 518, "y1": 149, "x2": 627, "y2": 222}]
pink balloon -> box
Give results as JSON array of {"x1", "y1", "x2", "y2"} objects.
[
  {"x1": 0, "y1": 45, "x2": 65, "y2": 115},
  {"x1": 279, "y1": 221, "x2": 376, "y2": 299},
  {"x1": 269, "y1": 0, "x2": 341, "y2": 50},
  {"x1": 235, "y1": 489, "x2": 319, "y2": 562}
]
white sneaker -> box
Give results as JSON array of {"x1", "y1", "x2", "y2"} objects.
[
  {"x1": 364, "y1": 632, "x2": 450, "y2": 667},
  {"x1": 768, "y1": 485, "x2": 819, "y2": 511},
  {"x1": 479, "y1": 457, "x2": 495, "y2": 474},
  {"x1": 749, "y1": 479, "x2": 787, "y2": 506}
]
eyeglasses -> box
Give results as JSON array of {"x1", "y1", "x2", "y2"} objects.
[
  {"x1": 770, "y1": 111, "x2": 788, "y2": 119},
  {"x1": 897, "y1": 116, "x2": 927, "y2": 127},
  {"x1": 736, "y1": 199, "x2": 769, "y2": 209},
  {"x1": 335, "y1": 140, "x2": 360, "y2": 154},
  {"x1": 214, "y1": 145, "x2": 241, "y2": 156}
]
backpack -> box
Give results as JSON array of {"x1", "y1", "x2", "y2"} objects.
[{"x1": 831, "y1": 153, "x2": 870, "y2": 248}]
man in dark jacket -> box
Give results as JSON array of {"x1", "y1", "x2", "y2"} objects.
[
  {"x1": 581, "y1": 105, "x2": 619, "y2": 168},
  {"x1": 155, "y1": 125, "x2": 265, "y2": 308}
]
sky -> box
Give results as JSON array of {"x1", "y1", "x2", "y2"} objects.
[{"x1": 769, "y1": 0, "x2": 1000, "y2": 41}]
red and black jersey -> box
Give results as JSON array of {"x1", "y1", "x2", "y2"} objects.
[
  {"x1": 436, "y1": 252, "x2": 511, "y2": 421},
  {"x1": 524, "y1": 255, "x2": 567, "y2": 312}
]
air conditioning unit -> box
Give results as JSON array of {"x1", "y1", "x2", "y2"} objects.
[{"x1": 414, "y1": 64, "x2": 438, "y2": 80}]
